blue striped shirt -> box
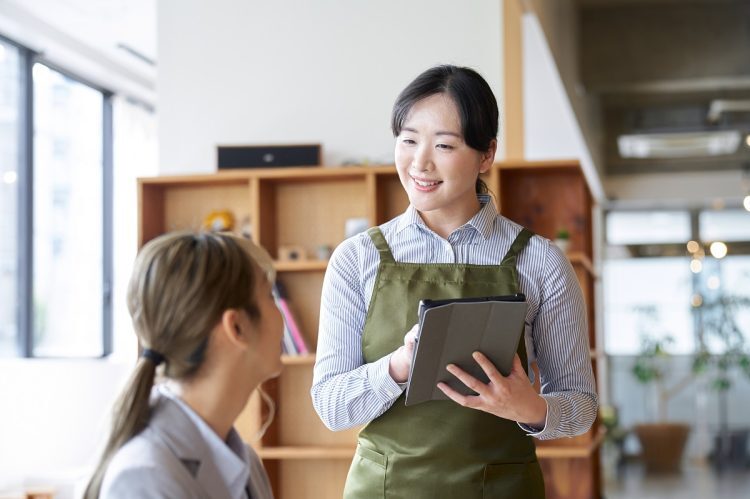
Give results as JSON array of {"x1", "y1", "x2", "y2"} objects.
[{"x1": 311, "y1": 197, "x2": 598, "y2": 440}]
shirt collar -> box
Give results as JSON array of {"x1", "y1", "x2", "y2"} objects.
[
  {"x1": 396, "y1": 194, "x2": 497, "y2": 240},
  {"x1": 154, "y1": 385, "x2": 250, "y2": 498}
]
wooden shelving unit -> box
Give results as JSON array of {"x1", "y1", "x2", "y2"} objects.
[
  {"x1": 496, "y1": 161, "x2": 602, "y2": 499},
  {"x1": 137, "y1": 159, "x2": 601, "y2": 499}
]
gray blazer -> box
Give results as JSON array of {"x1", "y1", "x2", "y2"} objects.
[{"x1": 100, "y1": 387, "x2": 273, "y2": 499}]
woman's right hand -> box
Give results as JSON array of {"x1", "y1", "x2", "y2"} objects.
[{"x1": 388, "y1": 324, "x2": 419, "y2": 383}]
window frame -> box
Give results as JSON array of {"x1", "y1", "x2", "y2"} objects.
[{"x1": 3, "y1": 34, "x2": 114, "y2": 358}]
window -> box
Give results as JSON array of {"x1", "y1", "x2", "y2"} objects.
[
  {"x1": 0, "y1": 39, "x2": 20, "y2": 357},
  {"x1": 111, "y1": 95, "x2": 158, "y2": 359},
  {"x1": 603, "y1": 257, "x2": 695, "y2": 354},
  {"x1": 32, "y1": 63, "x2": 111, "y2": 357},
  {"x1": 0, "y1": 37, "x2": 113, "y2": 358},
  {"x1": 604, "y1": 208, "x2": 750, "y2": 355},
  {"x1": 606, "y1": 210, "x2": 691, "y2": 245},
  {"x1": 699, "y1": 209, "x2": 750, "y2": 242}
]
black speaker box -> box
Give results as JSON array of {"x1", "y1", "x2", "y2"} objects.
[{"x1": 217, "y1": 144, "x2": 321, "y2": 169}]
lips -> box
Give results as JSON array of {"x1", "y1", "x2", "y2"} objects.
[{"x1": 411, "y1": 175, "x2": 442, "y2": 188}]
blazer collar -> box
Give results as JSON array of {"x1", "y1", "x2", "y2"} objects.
[{"x1": 149, "y1": 385, "x2": 251, "y2": 498}]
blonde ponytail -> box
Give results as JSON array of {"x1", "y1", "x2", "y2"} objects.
[{"x1": 83, "y1": 359, "x2": 158, "y2": 498}]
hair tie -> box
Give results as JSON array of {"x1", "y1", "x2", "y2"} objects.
[{"x1": 142, "y1": 348, "x2": 165, "y2": 366}]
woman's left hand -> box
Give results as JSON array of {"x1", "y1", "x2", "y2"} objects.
[{"x1": 437, "y1": 352, "x2": 547, "y2": 428}]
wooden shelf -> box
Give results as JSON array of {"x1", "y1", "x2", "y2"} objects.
[
  {"x1": 257, "y1": 446, "x2": 355, "y2": 460},
  {"x1": 275, "y1": 260, "x2": 328, "y2": 272},
  {"x1": 139, "y1": 159, "x2": 602, "y2": 499},
  {"x1": 567, "y1": 252, "x2": 596, "y2": 278},
  {"x1": 281, "y1": 353, "x2": 316, "y2": 365},
  {"x1": 536, "y1": 428, "x2": 606, "y2": 459}
]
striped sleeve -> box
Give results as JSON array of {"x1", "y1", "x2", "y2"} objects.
[
  {"x1": 518, "y1": 241, "x2": 598, "y2": 439},
  {"x1": 310, "y1": 237, "x2": 404, "y2": 431}
]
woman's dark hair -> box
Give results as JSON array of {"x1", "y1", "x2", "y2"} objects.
[{"x1": 391, "y1": 65, "x2": 498, "y2": 194}]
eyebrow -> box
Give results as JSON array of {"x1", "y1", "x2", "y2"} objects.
[{"x1": 402, "y1": 127, "x2": 461, "y2": 138}]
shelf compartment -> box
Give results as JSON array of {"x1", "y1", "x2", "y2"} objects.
[
  {"x1": 497, "y1": 162, "x2": 593, "y2": 257},
  {"x1": 277, "y1": 363, "x2": 362, "y2": 448},
  {"x1": 374, "y1": 171, "x2": 409, "y2": 225},
  {"x1": 276, "y1": 272, "x2": 324, "y2": 348},
  {"x1": 256, "y1": 176, "x2": 368, "y2": 260},
  {"x1": 258, "y1": 446, "x2": 355, "y2": 460},
  {"x1": 139, "y1": 178, "x2": 253, "y2": 245}
]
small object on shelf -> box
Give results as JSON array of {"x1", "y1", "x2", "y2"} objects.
[
  {"x1": 202, "y1": 209, "x2": 235, "y2": 232},
  {"x1": 217, "y1": 143, "x2": 321, "y2": 169},
  {"x1": 554, "y1": 227, "x2": 571, "y2": 254},
  {"x1": 278, "y1": 245, "x2": 306, "y2": 261},
  {"x1": 315, "y1": 244, "x2": 332, "y2": 260},
  {"x1": 344, "y1": 217, "x2": 369, "y2": 239},
  {"x1": 240, "y1": 216, "x2": 252, "y2": 239}
]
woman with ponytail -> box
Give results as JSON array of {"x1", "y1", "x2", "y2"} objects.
[{"x1": 84, "y1": 232, "x2": 283, "y2": 498}]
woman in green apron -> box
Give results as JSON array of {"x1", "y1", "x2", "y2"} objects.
[{"x1": 312, "y1": 65, "x2": 597, "y2": 498}]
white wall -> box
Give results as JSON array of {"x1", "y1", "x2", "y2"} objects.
[
  {"x1": 0, "y1": 359, "x2": 132, "y2": 496},
  {"x1": 522, "y1": 12, "x2": 605, "y2": 202},
  {"x1": 157, "y1": 0, "x2": 504, "y2": 173}
]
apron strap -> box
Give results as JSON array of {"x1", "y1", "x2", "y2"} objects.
[
  {"x1": 366, "y1": 227, "x2": 395, "y2": 263},
  {"x1": 500, "y1": 228, "x2": 534, "y2": 267}
]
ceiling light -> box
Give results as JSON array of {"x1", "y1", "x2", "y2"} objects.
[
  {"x1": 707, "y1": 99, "x2": 750, "y2": 123},
  {"x1": 709, "y1": 241, "x2": 728, "y2": 259},
  {"x1": 746, "y1": 135, "x2": 750, "y2": 148},
  {"x1": 686, "y1": 240, "x2": 700, "y2": 253},
  {"x1": 617, "y1": 130, "x2": 741, "y2": 159},
  {"x1": 744, "y1": 195, "x2": 750, "y2": 212}
]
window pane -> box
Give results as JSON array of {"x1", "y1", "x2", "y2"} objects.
[
  {"x1": 32, "y1": 63, "x2": 103, "y2": 357},
  {"x1": 603, "y1": 257, "x2": 695, "y2": 354},
  {"x1": 112, "y1": 95, "x2": 157, "y2": 359},
  {"x1": 697, "y1": 256, "x2": 750, "y2": 351},
  {"x1": 721, "y1": 257, "x2": 750, "y2": 345},
  {"x1": 699, "y1": 209, "x2": 750, "y2": 242},
  {"x1": 0, "y1": 40, "x2": 20, "y2": 357},
  {"x1": 606, "y1": 210, "x2": 691, "y2": 245}
]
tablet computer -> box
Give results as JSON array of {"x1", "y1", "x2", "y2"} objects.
[{"x1": 405, "y1": 293, "x2": 528, "y2": 406}]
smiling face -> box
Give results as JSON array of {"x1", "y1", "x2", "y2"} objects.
[{"x1": 395, "y1": 93, "x2": 495, "y2": 235}]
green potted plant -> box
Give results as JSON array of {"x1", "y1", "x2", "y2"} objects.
[
  {"x1": 554, "y1": 227, "x2": 571, "y2": 254},
  {"x1": 630, "y1": 306, "x2": 693, "y2": 473},
  {"x1": 691, "y1": 292, "x2": 750, "y2": 469}
]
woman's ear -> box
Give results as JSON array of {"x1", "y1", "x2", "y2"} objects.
[
  {"x1": 479, "y1": 139, "x2": 497, "y2": 173},
  {"x1": 220, "y1": 309, "x2": 251, "y2": 349}
]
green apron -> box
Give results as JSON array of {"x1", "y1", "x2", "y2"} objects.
[{"x1": 343, "y1": 226, "x2": 545, "y2": 499}]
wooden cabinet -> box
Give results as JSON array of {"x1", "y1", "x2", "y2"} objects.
[
  {"x1": 496, "y1": 160, "x2": 602, "y2": 499},
  {"x1": 137, "y1": 159, "x2": 600, "y2": 499}
]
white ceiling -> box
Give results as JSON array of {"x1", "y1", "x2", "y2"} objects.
[
  {"x1": 0, "y1": 0, "x2": 157, "y2": 102},
  {"x1": 18, "y1": 0, "x2": 156, "y2": 64}
]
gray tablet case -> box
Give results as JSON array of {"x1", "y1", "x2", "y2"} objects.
[{"x1": 404, "y1": 295, "x2": 528, "y2": 406}]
